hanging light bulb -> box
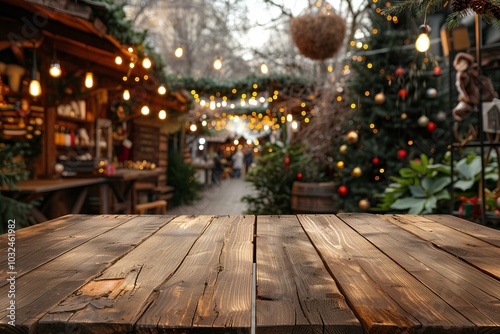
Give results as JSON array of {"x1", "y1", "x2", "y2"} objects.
[
  {"x1": 213, "y1": 58, "x2": 222, "y2": 70},
  {"x1": 260, "y1": 63, "x2": 268, "y2": 74},
  {"x1": 49, "y1": 59, "x2": 62, "y2": 78},
  {"x1": 84, "y1": 71, "x2": 93, "y2": 88},
  {"x1": 115, "y1": 56, "x2": 123, "y2": 65},
  {"x1": 142, "y1": 54, "x2": 152, "y2": 69},
  {"x1": 123, "y1": 89, "x2": 130, "y2": 100},
  {"x1": 141, "y1": 105, "x2": 150, "y2": 115},
  {"x1": 157, "y1": 84, "x2": 167, "y2": 95},
  {"x1": 174, "y1": 47, "x2": 183, "y2": 58},
  {"x1": 29, "y1": 49, "x2": 41, "y2": 97},
  {"x1": 415, "y1": 24, "x2": 431, "y2": 52},
  {"x1": 158, "y1": 109, "x2": 167, "y2": 120}
]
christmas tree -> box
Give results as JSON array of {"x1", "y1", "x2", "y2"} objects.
[{"x1": 330, "y1": 3, "x2": 453, "y2": 212}]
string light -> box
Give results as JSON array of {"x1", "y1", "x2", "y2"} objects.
[
  {"x1": 213, "y1": 58, "x2": 222, "y2": 70},
  {"x1": 84, "y1": 71, "x2": 93, "y2": 89},
  {"x1": 29, "y1": 49, "x2": 41, "y2": 97},
  {"x1": 415, "y1": 24, "x2": 431, "y2": 52},
  {"x1": 175, "y1": 47, "x2": 183, "y2": 58},
  {"x1": 141, "y1": 105, "x2": 150, "y2": 115},
  {"x1": 142, "y1": 54, "x2": 152, "y2": 69}
]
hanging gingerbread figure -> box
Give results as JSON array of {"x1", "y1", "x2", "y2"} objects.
[{"x1": 452, "y1": 52, "x2": 498, "y2": 121}]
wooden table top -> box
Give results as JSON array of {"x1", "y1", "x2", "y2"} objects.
[
  {"x1": 0, "y1": 178, "x2": 106, "y2": 193},
  {"x1": 0, "y1": 214, "x2": 498, "y2": 333}
]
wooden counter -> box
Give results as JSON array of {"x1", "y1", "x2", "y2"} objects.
[{"x1": 0, "y1": 214, "x2": 498, "y2": 333}]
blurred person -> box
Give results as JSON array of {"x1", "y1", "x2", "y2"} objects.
[{"x1": 231, "y1": 149, "x2": 244, "y2": 178}]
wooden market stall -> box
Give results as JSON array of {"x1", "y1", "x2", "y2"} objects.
[{"x1": 0, "y1": 0, "x2": 189, "y2": 219}]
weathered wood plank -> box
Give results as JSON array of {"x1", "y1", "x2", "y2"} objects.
[
  {"x1": 255, "y1": 215, "x2": 362, "y2": 334},
  {"x1": 37, "y1": 215, "x2": 214, "y2": 333},
  {"x1": 342, "y1": 213, "x2": 500, "y2": 331},
  {"x1": 133, "y1": 215, "x2": 254, "y2": 334},
  {"x1": 424, "y1": 214, "x2": 500, "y2": 248},
  {"x1": 386, "y1": 214, "x2": 500, "y2": 279},
  {"x1": 0, "y1": 215, "x2": 173, "y2": 334},
  {"x1": 299, "y1": 214, "x2": 476, "y2": 334},
  {"x1": 0, "y1": 215, "x2": 136, "y2": 286}
]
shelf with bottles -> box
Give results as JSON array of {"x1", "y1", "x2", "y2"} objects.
[{"x1": 54, "y1": 123, "x2": 94, "y2": 150}]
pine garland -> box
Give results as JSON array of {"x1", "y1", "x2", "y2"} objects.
[{"x1": 384, "y1": 0, "x2": 500, "y2": 27}]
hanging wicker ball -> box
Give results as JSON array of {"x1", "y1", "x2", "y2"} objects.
[{"x1": 290, "y1": 4, "x2": 346, "y2": 60}]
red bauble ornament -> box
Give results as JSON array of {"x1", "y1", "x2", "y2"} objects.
[
  {"x1": 372, "y1": 157, "x2": 380, "y2": 165},
  {"x1": 398, "y1": 88, "x2": 409, "y2": 99},
  {"x1": 395, "y1": 67, "x2": 405, "y2": 76},
  {"x1": 397, "y1": 149, "x2": 408, "y2": 160},
  {"x1": 433, "y1": 66, "x2": 442, "y2": 76},
  {"x1": 427, "y1": 121, "x2": 436, "y2": 132},
  {"x1": 297, "y1": 173, "x2": 303, "y2": 181},
  {"x1": 284, "y1": 154, "x2": 290, "y2": 171},
  {"x1": 338, "y1": 185, "x2": 348, "y2": 196}
]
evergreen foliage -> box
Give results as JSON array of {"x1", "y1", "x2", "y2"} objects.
[
  {"x1": 329, "y1": 4, "x2": 453, "y2": 212},
  {"x1": 242, "y1": 141, "x2": 325, "y2": 215},
  {"x1": 167, "y1": 150, "x2": 203, "y2": 207}
]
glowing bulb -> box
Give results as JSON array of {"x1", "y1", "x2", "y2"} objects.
[
  {"x1": 415, "y1": 24, "x2": 431, "y2": 52},
  {"x1": 190, "y1": 124, "x2": 197, "y2": 132},
  {"x1": 158, "y1": 109, "x2": 167, "y2": 120},
  {"x1": 234, "y1": 139, "x2": 239, "y2": 145},
  {"x1": 29, "y1": 78, "x2": 41, "y2": 97},
  {"x1": 84, "y1": 71, "x2": 93, "y2": 88},
  {"x1": 260, "y1": 63, "x2": 268, "y2": 74},
  {"x1": 142, "y1": 56, "x2": 152, "y2": 69},
  {"x1": 292, "y1": 121, "x2": 298, "y2": 130},
  {"x1": 115, "y1": 56, "x2": 123, "y2": 65},
  {"x1": 49, "y1": 61, "x2": 62, "y2": 77},
  {"x1": 123, "y1": 89, "x2": 130, "y2": 100},
  {"x1": 141, "y1": 105, "x2": 150, "y2": 115},
  {"x1": 158, "y1": 85, "x2": 167, "y2": 95},
  {"x1": 213, "y1": 58, "x2": 222, "y2": 70},
  {"x1": 286, "y1": 114, "x2": 293, "y2": 122},
  {"x1": 199, "y1": 138, "x2": 206, "y2": 145},
  {"x1": 175, "y1": 47, "x2": 183, "y2": 58}
]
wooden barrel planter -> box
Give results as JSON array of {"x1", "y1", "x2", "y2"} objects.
[{"x1": 291, "y1": 181, "x2": 337, "y2": 214}]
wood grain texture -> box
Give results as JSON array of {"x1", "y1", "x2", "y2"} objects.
[
  {"x1": 341, "y1": 213, "x2": 500, "y2": 331},
  {"x1": 255, "y1": 215, "x2": 362, "y2": 334},
  {"x1": 385, "y1": 214, "x2": 500, "y2": 279},
  {"x1": 135, "y1": 215, "x2": 255, "y2": 334},
  {"x1": 424, "y1": 214, "x2": 500, "y2": 247},
  {"x1": 0, "y1": 215, "x2": 172, "y2": 334},
  {"x1": 0, "y1": 215, "x2": 134, "y2": 286},
  {"x1": 299, "y1": 214, "x2": 477, "y2": 334}
]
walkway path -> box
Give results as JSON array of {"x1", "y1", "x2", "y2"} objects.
[{"x1": 167, "y1": 178, "x2": 256, "y2": 215}]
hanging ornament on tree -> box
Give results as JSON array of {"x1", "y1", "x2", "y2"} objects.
[
  {"x1": 401, "y1": 113, "x2": 408, "y2": 120},
  {"x1": 395, "y1": 67, "x2": 405, "y2": 76},
  {"x1": 427, "y1": 121, "x2": 436, "y2": 132},
  {"x1": 296, "y1": 172, "x2": 303, "y2": 181},
  {"x1": 358, "y1": 198, "x2": 370, "y2": 210},
  {"x1": 374, "y1": 92, "x2": 386, "y2": 105},
  {"x1": 347, "y1": 130, "x2": 359, "y2": 144},
  {"x1": 336, "y1": 161, "x2": 345, "y2": 169},
  {"x1": 398, "y1": 149, "x2": 408, "y2": 160},
  {"x1": 352, "y1": 167, "x2": 362, "y2": 177},
  {"x1": 426, "y1": 88, "x2": 438, "y2": 98},
  {"x1": 433, "y1": 66, "x2": 442, "y2": 76},
  {"x1": 398, "y1": 88, "x2": 409, "y2": 100},
  {"x1": 284, "y1": 154, "x2": 290, "y2": 172},
  {"x1": 436, "y1": 110, "x2": 447, "y2": 121},
  {"x1": 418, "y1": 115, "x2": 430, "y2": 127},
  {"x1": 338, "y1": 185, "x2": 348, "y2": 196},
  {"x1": 339, "y1": 144, "x2": 348, "y2": 155},
  {"x1": 372, "y1": 157, "x2": 380, "y2": 165}
]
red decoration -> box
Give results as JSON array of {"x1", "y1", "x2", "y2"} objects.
[
  {"x1": 372, "y1": 157, "x2": 380, "y2": 165},
  {"x1": 397, "y1": 149, "x2": 407, "y2": 160},
  {"x1": 398, "y1": 88, "x2": 409, "y2": 99},
  {"x1": 297, "y1": 173, "x2": 303, "y2": 181},
  {"x1": 395, "y1": 67, "x2": 405, "y2": 76},
  {"x1": 427, "y1": 121, "x2": 436, "y2": 132},
  {"x1": 284, "y1": 154, "x2": 290, "y2": 172},
  {"x1": 433, "y1": 66, "x2": 442, "y2": 76},
  {"x1": 338, "y1": 185, "x2": 348, "y2": 196}
]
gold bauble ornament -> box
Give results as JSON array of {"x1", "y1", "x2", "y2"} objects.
[
  {"x1": 352, "y1": 166, "x2": 362, "y2": 177},
  {"x1": 347, "y1": 130, "x2": 358, "y2": 144},
  {"x1": 339, "y1": 144, "x2": 348, "y2": 155},
  {"x1": 336, "y1": 161, "x2": 345, "y2": 169},
  {"x1": 358, "y1": 198, "x2": 370, "y2": 210},
  {"x1": 374, "y1": 92, "x2": 386, "y2": 105},
  {"x1": 401, "y1": 113, "x2": 408, "y2": 120}
]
